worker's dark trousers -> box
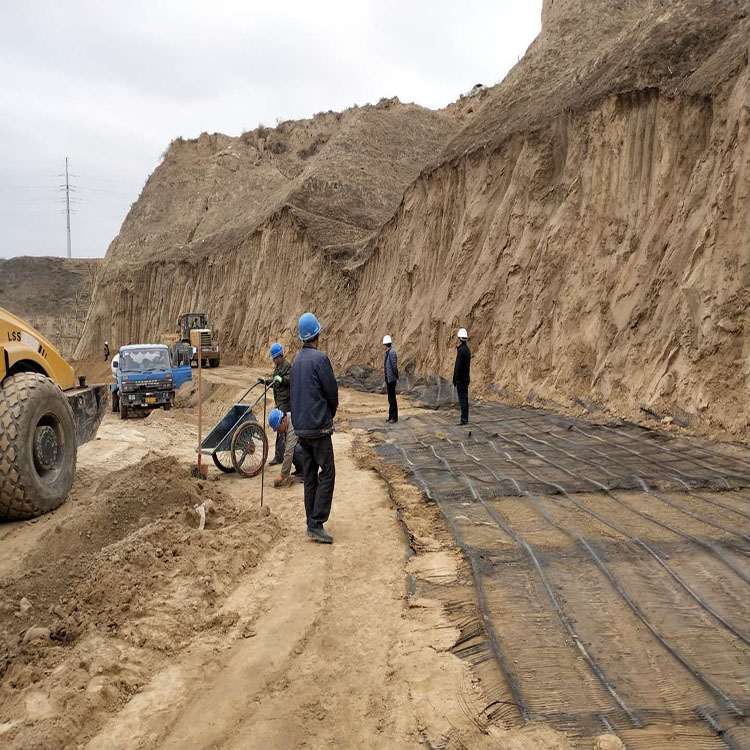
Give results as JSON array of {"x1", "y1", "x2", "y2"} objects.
[
  {"x1": 386, "y1": 380, "x2": 398, "y2": 422},
  {"x1": 456, "y1": 383, "x2": 469, "y2": 423},
  {"x1": 273, "y1": 401, "x2": 290, "y2": 462},
  {"x1": 299, "y1": 435, "x2": 335, "y2": 529},
  {"x1": 292, "y1": 445, "x2": 304, "y2": 475}
]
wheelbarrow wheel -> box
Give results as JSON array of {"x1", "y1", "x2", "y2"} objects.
[
  {"x1": 212, "y1": 449, "x2": 235, "y2": 473},
  {"x1": 230, "y1": 422, "x2": 268, "y2": 478}
]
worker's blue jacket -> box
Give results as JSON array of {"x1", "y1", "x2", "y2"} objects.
[
  {"x1": 384, "y1": 346, "x2": 399, "y2": 384},
  {"x1": 290, "y1": 343, "x2": 339, "y2": 438}
]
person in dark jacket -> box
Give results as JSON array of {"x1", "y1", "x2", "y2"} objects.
[
  {"x1": 453, "y1": 327, "x2": 471, "y2": 425},
  {"x1": 290, "y1": 312, "x2": 338, "y2": 544},
  {"x1": 383, "y1": 334, "x2": 399, "y2": 423},
  {"x1": 103, "y1": 341, "x2": 110, "y2": 362},
  {"x1": 267, "y1": 342, "x2": 292, "y2": 466}
]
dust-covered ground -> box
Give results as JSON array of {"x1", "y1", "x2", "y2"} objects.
[{"x1": 0, "y1": 366, "x2": 575, "y2": 750}]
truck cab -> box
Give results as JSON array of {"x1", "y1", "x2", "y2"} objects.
[{"x1": 112, "y1": 344, "x2": 186, "y2": 419}]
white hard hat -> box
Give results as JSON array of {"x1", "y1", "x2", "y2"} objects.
[
  {"x1": 383, "y1": 334, "x2": 392, "y2": 345},
  {"x1": 457, "y1": 328, "x2": 468, "y2": 340}
]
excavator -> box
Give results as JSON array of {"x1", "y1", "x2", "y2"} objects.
[{"x1": 0, "y1": 307, "x2": 108, "y2": 520}]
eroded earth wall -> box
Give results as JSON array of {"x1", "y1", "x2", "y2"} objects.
[
  {"x1": 0, "y1": 257, "x2": 99, "y2": 358},
  {"x1": 77, "y1": 0, "x2": 750, "y2": 433},
  {"x1": 347, "y1": 73, "x2": 750, "y2": 432}
]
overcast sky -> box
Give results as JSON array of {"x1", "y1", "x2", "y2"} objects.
[{"x1": 0, "y1": 0, "x2": 542, "y2": 260}]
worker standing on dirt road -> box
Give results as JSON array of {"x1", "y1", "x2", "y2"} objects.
[
  {"x1": 453, "y1": 328, "x2": 471, "y2": 425},
  {"x1": 266, "y1": 343, "x2": 292, "y2": 467},
  {"x1": 383, "y1": 334, "x2": 399, "y2": 423},
  {"x1": 104, "y1": 340, "x2": 110, "y2": 362},
  {"x1": 268, "y1": 408, "x2": 303, "y2": 486},
  {"x1": 290, "y1": 312, "x2": 338, "y2": 544}
]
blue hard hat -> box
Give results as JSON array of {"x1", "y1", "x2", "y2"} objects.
[
  {"x1": 298, "y1": 312, "x2": 321, "y2": 342},
  {"x1": 270, "y1": 342, "x2": 283, "y2": 359},
  {"x1": 268, "y1": 408, "x2": 284, "y2": 432}
]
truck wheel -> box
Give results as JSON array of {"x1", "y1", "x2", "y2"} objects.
[
  {"x1": 112, "y1": 390, "x2": 120, "y2": 413},
  {"x1": 0, "y1": 372, "x2": 78, "y2": 520},
  {"x1": 120, "y1": 401, "x2": 128, "y2": 420},
  {"x1": 163, "y1": 402, "x2": 172, "y2": 411},
  {"x1": 210, "y1": 358, "x2": 220, "y2": 368}
]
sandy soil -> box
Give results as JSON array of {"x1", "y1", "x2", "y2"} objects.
[{"x1": 0, "y1": 366, "x2": 572, "y2": 749}]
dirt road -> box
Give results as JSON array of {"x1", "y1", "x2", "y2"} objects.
[{"x1": 0, "y1": 367, "x2": 568, "y2": 749}]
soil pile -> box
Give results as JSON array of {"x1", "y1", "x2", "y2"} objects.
[
  {"x1": 0, "y1": 256, "x2": 99, "y2": 357},
  {"x1": 0, "y1": 454, "x2": 280, "y2": 748},
  {"x1": 76, "y1": 0, "x2": 750, "y2": 435}
]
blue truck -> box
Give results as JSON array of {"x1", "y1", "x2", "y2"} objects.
[{"x1": 111, "y1": 344, "x2": 192, "y2": 419}]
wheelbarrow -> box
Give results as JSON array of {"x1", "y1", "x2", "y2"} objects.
[{"x1": 200, "y1": 381, "x2": 271, "y2": 477}]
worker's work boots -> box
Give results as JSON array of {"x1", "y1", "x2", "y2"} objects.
[{"x1": 307, "y1": 526, "x2": 333, "y2": 544}]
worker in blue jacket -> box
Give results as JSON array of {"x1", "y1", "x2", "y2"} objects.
[
  {"x1": 290, "y1": 312, "x2": 338, "y2": 544},
  {"x1": 383, "y1": 334, "x2": 399, "y2": 423}
]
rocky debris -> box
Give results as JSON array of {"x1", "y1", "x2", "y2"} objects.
[{"x1": 22, "y1": 627, "x2": 50, "y2": 644}]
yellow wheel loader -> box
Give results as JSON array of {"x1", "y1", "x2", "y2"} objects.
[
  {"x1": 177, "y1": 312, "x2": 220, "y2": 368},
  {"x1": 0, "y1": 307, "x2": 107, "y2": 520}
]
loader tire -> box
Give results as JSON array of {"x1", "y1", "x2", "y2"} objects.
[{"x1": 0, "y1": 372, "x2": 77, "y2": 520}]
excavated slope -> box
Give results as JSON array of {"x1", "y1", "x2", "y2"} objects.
[
  {"x1": 0, "y1": 257, "x2": 99, "y2": 358},
  {"x1": 76, "y1": 100, "x2": 464, "y2": 352},
  {"x1": 79, "y1": 0, "x2": 750, "y2": 433}
]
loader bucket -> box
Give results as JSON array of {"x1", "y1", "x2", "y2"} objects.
[{"x1": 66, "y1": 383, "x2": 109, "y2": 446}]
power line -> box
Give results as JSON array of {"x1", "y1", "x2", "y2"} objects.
[{"x1": 64, "y1": 157, "x2": 72, "y2": 257}]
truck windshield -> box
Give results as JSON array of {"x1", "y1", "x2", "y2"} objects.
[{"x1": 120, "y1": 349, "x2": 170, "y2": 372}]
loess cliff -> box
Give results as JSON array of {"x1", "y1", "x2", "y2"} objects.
[
  {"x1": 0, "y1": 257, "x2": 99, "y2": 358},
  {"x1": 78, "y1": 0, "x2": 750, "y2": 434}
]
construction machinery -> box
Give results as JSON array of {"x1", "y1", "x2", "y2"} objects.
[
  {"x1": 111, "y1": 343, "x2": 192, "y2": 418},
  {"x1": 0, "y1": 307, "x2": 108, "y2": 520},
  {"x1": 177, "y1": 312, "x2": 220, "y2": 368}
]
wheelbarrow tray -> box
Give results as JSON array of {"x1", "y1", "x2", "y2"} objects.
[{"x1": 201, "y1": 404, "x2": 257, "y2": 454}]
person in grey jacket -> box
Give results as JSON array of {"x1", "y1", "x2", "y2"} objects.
[
  {"x1": 383, "y1": 334, "x2": 398, "y2": 423},
  {"x1": 290, "y1": 312, "x2": 338, "y2": 544},
  {"x1": 268, "y1": 408, "x2": 303, "y2": 486}
]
